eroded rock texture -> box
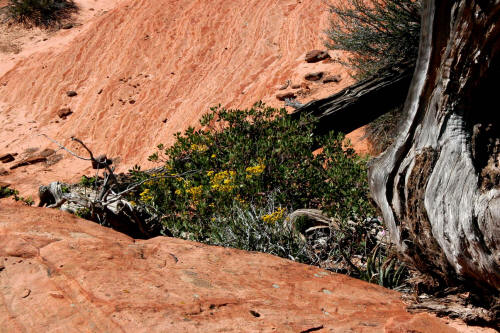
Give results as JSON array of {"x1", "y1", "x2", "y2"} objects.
[
  {"x1": 0, "y1": 201, "x2": 463, "y2": 332},
  {"x1": 369, "y1": 0, "x2": 500, "y2": 290}
]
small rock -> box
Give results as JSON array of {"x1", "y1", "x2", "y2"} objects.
[
  {"x1": 129, "y1": 99, "x2": 136, "y2": 104},
  {"x1": 0, "y1": 154, "x2": 15, "y2": 163},
  {"x1": 21, "y1": 288, "x2": 31, "y2": 298},
  {"x1": 57, "y1": 108, "x2": 73, "y2": 119},
  {"x1": 49, "y1": 292, "x2": 64, "y2": 299},
  {"x1": 278, "y1": 80, "x2": 291, "y2": 90},
  {"x1": 322, "y1": 288, "x2": 333, "y2": 295},
  {"x1": 305, "y1": 50, "x2": 331, "y2": 63},
  {"x1": 291, "y1": 84, "x2": 301, "y2": 89},
  {"x1": 323, "y1": 75, "x2": 342, "y2": 83},
  {"x1": 61, "y1": 23, "x2": 73, "y2": 30},
  {"x1": 0, "y1": 168, "x2": 9, "y2": 176},
  {"x1": 304, "y1": 72, "x2": 324, "y2": 81},
  {"x1": 276, "y1": 91, "x2": 296, "y2": 101},
  {"x1": 249, "y1": 310, "x2": 261, "y2": 318},
  {"x1": 97, "y1": 89, "x2": 103, "y2": 94},
  {"x1": 66, "y1": 91, "x2": 78, "y2": 97},
  {"x1": 162, "y1": 118, "x2": 168, "y2": 123}
]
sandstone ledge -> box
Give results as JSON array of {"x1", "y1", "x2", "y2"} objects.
[{"x1": 0, "y1": 201, "x2": 474, "y2": 332}]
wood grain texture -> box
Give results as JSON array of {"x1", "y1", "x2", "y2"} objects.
[{"x1": 369, "y1": 0, "x2": 500, "y2": 291}]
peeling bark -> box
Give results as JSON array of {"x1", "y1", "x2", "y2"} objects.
[{"x1": 369, "y1": 0, "x2": 500, "y2": 290}]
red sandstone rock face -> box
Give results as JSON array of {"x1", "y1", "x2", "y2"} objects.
[
  {"x1": 0, "y1": 200, "x2": 482, "y2": 332},
  {"x1": 0, "y1": 0, "x2": 371, "y2": 198}
]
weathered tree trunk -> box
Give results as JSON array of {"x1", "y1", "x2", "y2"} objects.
[
  {"x1": 369, "y1": 0, "x2": 500, "y2": 292},
  {"x1": 291, "y1": 63, "x2": 413, "y2": 136}
]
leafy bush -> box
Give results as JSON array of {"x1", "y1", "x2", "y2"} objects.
[
  {"x1": 129, "y1": 103, "x2": 374, "y2": 243},
  {"x1": 8, "y1": 0, "x2": 76, "y2": 26},
  {"x1": 0, "y1": 186, "x2": 34, "y2": 205},
  {"x1": 325, "y1": 0, "x2": 421, "y2": 78},
  {"x1": 79, "y1": 175, "x2": 97, "y2": 188},
  {"x1": 0, "y1": 186, "x2": 17, "y2": 199}
]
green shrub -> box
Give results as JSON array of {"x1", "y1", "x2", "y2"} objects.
[
  {"x1": 325, "y1": 0, "x2": 421, "y2": 79},
  {"x1": 0, "y1": 186, "x2": 34, "y2": 206},
  {"x1": 0, "y1": 186, "x2": 17, "y2": 199},
  {"x1": 360, "y1": 246, "x2": 407, "y2": 289},
  {"x1": 79, "y1": 175, "x2": 97, "y2": 188},
  {"x1": 129, "y1": 103, "x2": 375, "y2": 260},
  {"x1": 8, "y1": 0, "x2": 76, "y2": 26}
]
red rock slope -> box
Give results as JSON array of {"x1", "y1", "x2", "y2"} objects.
[
  {"x1": 0, "y1": 0, "x2": 364, "y2": 196},
  {"x1": 0, "y1": 200, "x2": 476, "y2": 332}
]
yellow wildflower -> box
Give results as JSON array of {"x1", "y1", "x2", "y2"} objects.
[
  {"x1": 245, "y1": 164, "x2": 265, "y2": 179},
  {"x1": 210, "y1": 170, "x2": 236, "y2": 192},
  {"x1": 261, "y1": 207, "x2": 286, "y2": 225},
  {"x1": 186, "y1": 185, "x2": 203, "y2": 201},
  {"x1": 139, "y1": 188, "x2": 154, "y2": 202},
  {"x1": 190, "y1": 144, "x2": 208, "y2": 152}
]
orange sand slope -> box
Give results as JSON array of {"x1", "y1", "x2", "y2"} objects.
[{"x1": 0, "y1": 0, "x2": 365, "y2": 196}]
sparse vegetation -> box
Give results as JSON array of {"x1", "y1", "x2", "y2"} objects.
[
  {"x1": 325, "y1": 0, "x2": 421, "y2": 153},
  {"x1": 0, "y1": 186, "x2": 17, "y2": 199},
  {"x1": 325, "y1": 0, "x2": 421, "y2": 79},
  {"x1": 7, "y1": 0, "x2": 76, "y2": 26},
  {"x1": 0, "y1": 186, "x2": 34, "y2": 206},
  {"x1": 79, "y1": 175, "x2": 97, "y2": 188},
  {"x1": 208, "y1": 193, "x2": 309, "y2": 262}
]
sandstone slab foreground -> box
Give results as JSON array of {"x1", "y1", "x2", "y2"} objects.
[{"x1": 0, "y1": 201, "x2": 472, "y2": 332}]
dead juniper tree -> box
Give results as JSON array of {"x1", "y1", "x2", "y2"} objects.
[{"x1": 369, "y1": 0, "x2": 500, "y2": 323}]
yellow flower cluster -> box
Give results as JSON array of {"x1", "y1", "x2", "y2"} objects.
[
  {"x1": 210, "y1": 170, "x2": 236, "y2": 192},
  {"x1": 145, "y1": 172, "x2": 165, "y2": 186},
  {"x1": 140, "y1": 188, "x2": 154, "y2": 202},
  {"x1": 190, "y1": 144, "x2": 208, "y2": 152},
  {"x1": 245, "y1": 164, "x2": 265, "y2": 179},
  {"x1": 186, "y1": 185, "x2": 203, "y2": 202},
  {"x1": 261, "y1": 207, "x2": 286, "y2": 224}
]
